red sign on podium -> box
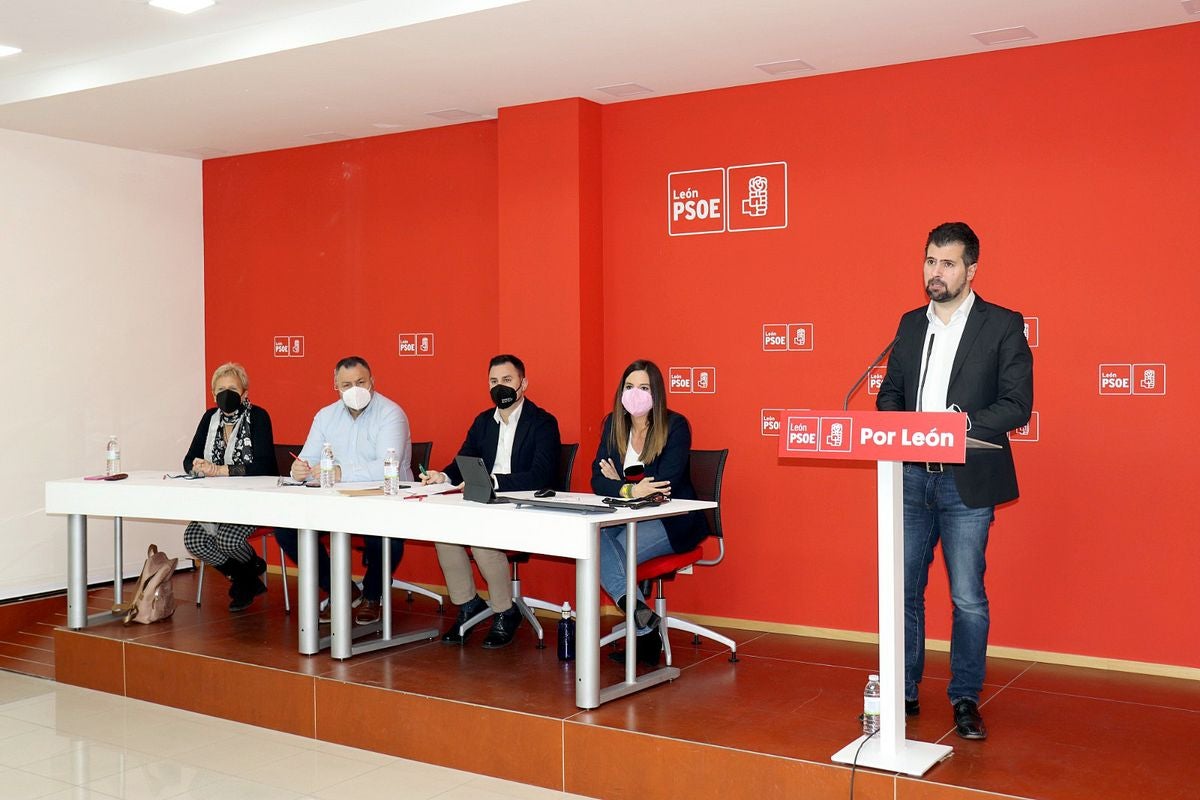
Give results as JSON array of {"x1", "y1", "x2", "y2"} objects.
[{"x1": 777, "y1": 410, "x2": 967, "y2": 463}]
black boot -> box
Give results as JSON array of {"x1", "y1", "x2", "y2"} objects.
[{"x1": 227, "y1": 558, "x2": 267, "y2": 612}]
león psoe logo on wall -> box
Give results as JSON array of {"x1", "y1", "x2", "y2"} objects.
[{"x1": 742, "y1": 176, "x2": 768, "y2": 217}]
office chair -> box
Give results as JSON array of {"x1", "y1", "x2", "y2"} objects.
[
  {"x1": 194, "y1": 442, "x2": 297, "y2": 612},
  {"x1": 457, "y1": 442, "x2": 579, "y2": 647},
  {"x1": 388, "y1": 441, "x2": 445, "y2": 611},
  {"x1": 599, "y1": 448, "x2": 736, "y2": 664}
]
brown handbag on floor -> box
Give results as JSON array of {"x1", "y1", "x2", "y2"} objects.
[{"x1": 122, "y1": 544, "x2": 178, "y2": 625}]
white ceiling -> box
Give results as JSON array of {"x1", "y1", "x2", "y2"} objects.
[{"x1": 0, "y1": 0, "x2": 1194, "y2": 159}]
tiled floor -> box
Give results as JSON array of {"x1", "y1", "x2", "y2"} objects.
[{"x1": 0, "y1": 670, "x2": 590, "y2": 800}]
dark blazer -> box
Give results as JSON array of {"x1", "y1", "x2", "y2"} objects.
[
  {"x1": 590, "y1": 411, "x2": 706, "y2": 553},
  {"x1": 183, "y1": 405, "x2": 278, "y2": 477},
  {"x1": 876, "y1": 294, "x2": 1033, "y2": 508},
  {"x1": 442, "y1": 398, "x2": 561, "y2": 492}
]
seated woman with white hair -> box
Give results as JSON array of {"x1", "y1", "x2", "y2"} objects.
[{"x1": 182, "y1": 362, "x2": 278, "y2": 612}]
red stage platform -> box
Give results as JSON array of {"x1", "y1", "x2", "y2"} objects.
[{"x1": 3, "y1": 568, "x2": 1197, "y2": 800}]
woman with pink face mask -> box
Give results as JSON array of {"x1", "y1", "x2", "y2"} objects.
[{"x1": 591, "y1": 359, "x2": 705, "y2": 666}]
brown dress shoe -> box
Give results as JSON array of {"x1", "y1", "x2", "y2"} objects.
[{"x1": 353, "y1": 599, "x2": 382, "y2": 625}]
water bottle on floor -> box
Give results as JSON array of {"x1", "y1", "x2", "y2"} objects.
[
  {"x1": 557, "y1": 602, "x2": 576, "y2": 662},
  {"x1": 383, "y1": 448, "x2": 400, "y2": 495},
  {"x1": 320, "y1": 443, "x2": 336, "y2": 488},
  {"x1": 863, "y1": 674, "x2": 881, "y2": 735},
  {"x1": 105, "y1": 436, "x2": 121, "y2": 476}
]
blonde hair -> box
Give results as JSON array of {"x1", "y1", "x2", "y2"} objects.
[{"x1": 210, "y1": 362, "x2": 249, "y2": 395}]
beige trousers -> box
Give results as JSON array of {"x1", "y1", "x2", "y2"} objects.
[{"x1": 435, "y1": 543, "x2": 512, "y2": 611}]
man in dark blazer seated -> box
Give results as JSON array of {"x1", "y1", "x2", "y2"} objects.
[
  {"x1": 876, "y1": 222, "x2": 1033, "y2": 741},
  {"x1": 419, "y1": 354, "x2": 561, "y2": 648}
]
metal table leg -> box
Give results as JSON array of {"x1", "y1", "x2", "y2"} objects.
[
  {"x1": 575, "y1": 527, "x2": 600, "y2": 709},
  {"x1": 330, "y1": 531, "x2": 353, "y2": 659},
  {"x1": 297, "y1": 528, "x2": 320, "y2": 655},
  {"x1": 67, "y1": 514, "x2": 88, "y2": 630}
]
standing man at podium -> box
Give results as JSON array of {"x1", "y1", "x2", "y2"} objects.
[{"x1": 876, "y1": 222, "x2": 1033, "y2": 741}]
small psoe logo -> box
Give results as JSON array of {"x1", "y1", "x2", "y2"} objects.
[
  {"x1": 1023, "y1": 316, "x2": 1039, "y2": 348},
  {"x1": 1099, "y1": 363, "x2": 1166, "y2": 395},
  {"x1": 273, "y1": 336, "x2": 304, "y2": 358},
  {"x1": 398, "y1": 333, "x2": 435, "y2": 357},
  {"x1": 1132, "y1": 363, "x2": 1166, "y2": 395},
  {"x1": 785, "y1": 417, "x2": 819, "y2": 452},
  {"x1": 1009, "y1": 411, "x2": 1040, "y2": 443},
  {"x1": 867, "y1": 366, "x2": 887, "y2": 395},
  {"x1": 761, "y1": 409, "x2": 783, "y2": 437},
  {"x1": 742, "y1": 176, "x2": 769, "y2": 217},
  {"x1": 762, "y1": 323, "x2": 814, "y2": 352},
  {"x1": 668, "y1": 367, "x2": 717, "y2": 394}
]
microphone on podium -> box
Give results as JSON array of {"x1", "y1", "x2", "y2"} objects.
[{"x1": 843, "y1": 336, "x2": 898, "y2": 411}]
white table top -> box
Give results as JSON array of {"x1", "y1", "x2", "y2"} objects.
[{"x1": 45, "y1": 472, "x2": 715, "y2": 560}]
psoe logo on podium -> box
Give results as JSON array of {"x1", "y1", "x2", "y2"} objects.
[
  {"x1": 1023, "y1": 316, "x2": 1039, "y2": 348},
  {"x1": 668, "y1": 168, "x2": 725, "y2": 236},
  {"x1": 1009, "y1": 411, "x2": 1040, "y2": 442},
  {"x1": 867, "y1": 365, "x2": 887, "y2": 395},
  {"x1": 818, "y1": 417, "x2": 854, "y2": 454},
  {"x1": 1098, "y1": 364, "x2": 1131, "y2": 395},
  {"x1": 1131, "y1": 363, "x2": 1166, "y2": 395},
  {"x1": 727, "y1": 162, "x2": 788, "y2": 232},
  {"x1": 784, "y1": 416, "x2": 819, "y2": 452},
  {"x1": 668, "y1": 367, "x2": 694, "y2": 393},
  {"x1": 273, "y1": 335, "x2": 304, "y2": 358}
]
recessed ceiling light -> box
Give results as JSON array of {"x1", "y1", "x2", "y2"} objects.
[
  {"x1": 754, "y1": 59, "x2": 815, "y2": 76},
  {"x1": 149, "y1": 0, "x2": 216, "y2": 15},
  {"x1": 371, "y1": 122, "x2": 407, "y2": 130},
  {"x1": 0, "y1": 45, "x2": 21, "y2": 58},
  {"x1": 1183, "y1": 0, "x2": 1200, "y2": 15},
  {"x1": 305, "y1": 132, "x2": 350, "y2": 142},
  {"x1": 972, "y1": 26, "x2": 1037, "y2": 46},
  {"x1": 425, "y1": 109, "x2": 485, "y2": 121},
  {"x1": 596, "y1": 83, "x2": 653, "y2": 97}
]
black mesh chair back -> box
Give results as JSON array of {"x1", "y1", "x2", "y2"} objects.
[
  {"x1": 688, "y1": 449, "x2": 728, "y2": 539},
  {"x1": 410, "y1": 442, "x2": 433, "y2": 477},
  {"x1": 557, "y1": 443, "x2": 579, "y2": 492},
  {"x1": 272, "y1": 444, "x2": 302, "y2": 478}
]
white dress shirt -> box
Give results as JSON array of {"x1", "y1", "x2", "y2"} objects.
[
  {"x1": 297, "y1": 392, "x2": 412, "y2": 482},
  {"x1": 918, "y1": 290, "x2": 976, "y2": 413},
  {"x1": 491, "y1": 398, "x2": 524, "y2": 479}
]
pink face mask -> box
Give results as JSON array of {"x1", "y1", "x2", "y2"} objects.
[{"x1": 621, "y1": 387, "x2": 654, "y2": 416}]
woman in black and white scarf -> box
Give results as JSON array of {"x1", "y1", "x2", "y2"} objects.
[{"x1": 182, "y1": 362, "x2": 278, "y2": 611}]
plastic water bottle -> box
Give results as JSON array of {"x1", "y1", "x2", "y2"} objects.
[
  {"x1": 319, "y1": 442, "x2": 336, "y2": 488},
  {"x1": 105, "y1": 436, "x2": 121, "y2": 476},
  {"x1": 383, "y1": 448, "x2": 400, "y2": 495},
  {"x1": 863, "y1": 674, "x2": 881, "y2": 735},
  {"x1": 557, "y1": 602, "x2": 576, "y2": 662}
]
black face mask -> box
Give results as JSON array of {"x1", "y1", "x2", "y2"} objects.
[
  {"x1": 490, "y1": 384, "x2": 519, "y2": 409},
  {"x1": 216, "y1": 389, "x2": 242, "y2": 414}
]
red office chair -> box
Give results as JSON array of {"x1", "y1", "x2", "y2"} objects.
[
  {"x1": 194, "y1": 442, "x2": 297, "y2": 611},
  {"x1": 457, "y1": 443, "x2": 579, "y2": 647},
  {"x1": 600, "y1": 448, "x2": 735, "y2": 664}
]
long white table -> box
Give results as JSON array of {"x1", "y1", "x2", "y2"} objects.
[{"x1": 44, "y1": 472, "x2": 715, "y2": 709}]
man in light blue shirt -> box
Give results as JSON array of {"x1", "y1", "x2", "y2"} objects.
[{"x1": 275, "y1": 356, "x2": 412, "y2": 625}]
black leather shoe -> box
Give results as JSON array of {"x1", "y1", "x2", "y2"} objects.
[
  {"x1": 953, "y1": 699, "x2": 987, "y2": 740},
  {"x1": 481, "y1": 606, "x2": 521, "y2": 649},
  {"x1": 906, "y1": 698, "x2": 920, "y2": 716},
  {"x1": 608, "y1": 630, "x2": 663, "y2": 667},
  {"x1": 442, "y1": 595, "x2": 489, "y2": 645}
]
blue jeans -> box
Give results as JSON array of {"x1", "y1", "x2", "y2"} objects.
[
  {"x1": 598, "y1": 519, "x2": 674, "y2": 618},
  {"x1": 903, "y1": 466, "x2": 994, "y2": 706}
]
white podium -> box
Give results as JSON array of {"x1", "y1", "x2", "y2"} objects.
[{"x1": 779, "y1": 410, "x2": 977, "y2": 776}]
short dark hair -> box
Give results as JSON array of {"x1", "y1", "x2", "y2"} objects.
[
  {"x1": 334, "y1": 355, "x2": 372, "y2": 375},
  {"x1": 488, "y1": 354, "x2": 525, "y2": 379},
  {"x1": 926, "y1": 222, "x2": 979, "y2": 266}
]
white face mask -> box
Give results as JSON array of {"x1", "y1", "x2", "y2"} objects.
[{"x1": 341, "y1": 385, "x2": 371, "y2": 411}]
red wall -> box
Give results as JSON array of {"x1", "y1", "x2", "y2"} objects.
[{"x1": 204, "y1": 23, "x2": 1200, "y2": 669}]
